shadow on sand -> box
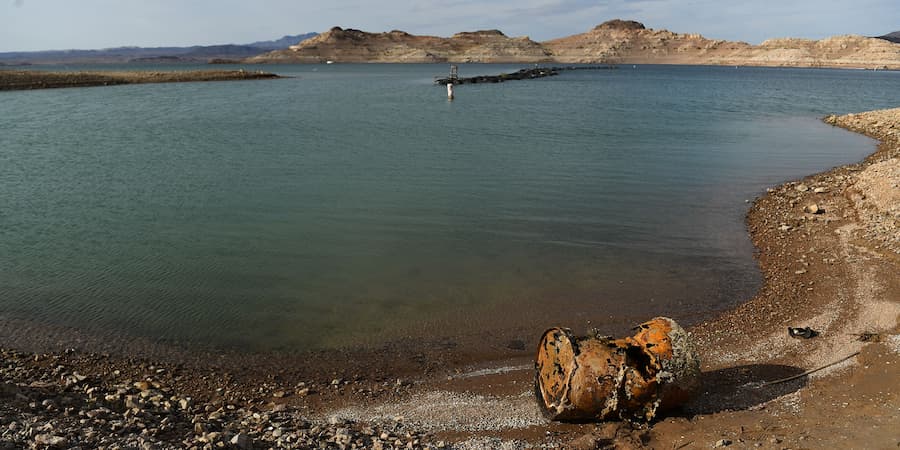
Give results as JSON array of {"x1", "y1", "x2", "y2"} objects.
[{"x1": 679, "y1": 364, "x2": 808, "y2": 415}]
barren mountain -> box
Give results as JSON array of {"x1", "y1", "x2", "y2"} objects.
[
  {"x1": 546, "y1": 20, "x2": 900, "y2": 68},
  {"x1": 542, "y1": 19, "x2": 751, "y2": 64},
  {"x1": 248, "y1": 20, "x2": 900, "y2": 69},
  {"x1": 245, "y1": 27, "x2": 552, "y2": 63}
]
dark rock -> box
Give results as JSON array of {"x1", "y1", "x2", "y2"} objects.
[{"x1": 595, "y1": 20, "x2": 646, "y2": 31}]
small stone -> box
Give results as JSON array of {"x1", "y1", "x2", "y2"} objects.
[
  {"x1": 796, "y1": 183, "x2": 809, "y2": 192},
  {"x1": 714, "y1": 438, "x2": 732, "y2": 447},
  {"x1": 804, "y1": 204, "x2": 822, "y2": 214},
  {"x1": 506, "y1": 339, "x2": 526, "y2": 351},
  {"x1": 230, "y1": 432, "x2": 252, "y2": 449},
  {"x1": 134, "y1": 381, "x2": 151, "y2": 391},
  {"x1": 813, "y1": 187, "x2": 827, "y2": 193},
  {"x1": 296, "y1": 387, "x2": 311, "y2": 396},
  {"x1": 272, "y1": 390, "x2": 286, "y2": 398},
  {"x1": 778, "y1": 225, "x2": 791, "y2": 231},
  {"x1": 34, "y1": 434, "x2": 67, "y2": 447},
  {"x1": 124, "y1": 395, "x2": 142, "y2": 409}
]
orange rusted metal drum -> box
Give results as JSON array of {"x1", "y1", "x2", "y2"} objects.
[
  {"x1": 534, "y1": 327, "x2": 625, "y2": 421},
  {"x1": 534, "y1": 317, "x2": 700, "y2": 422},
  {"x1": 627, "y1": 317, "x2": 700, "y2": 413}
]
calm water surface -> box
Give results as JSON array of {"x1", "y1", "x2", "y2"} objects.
[{"x1": 1, "y1": 64, "x2": 897, "y2": 352}]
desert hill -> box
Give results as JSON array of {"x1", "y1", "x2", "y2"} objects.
[
  {"x1": 248, "y1": 20, "x2": 900, "y2": 69},
  {"x1": 245, "y1": 27, "x2": 551, "y2": 63},
  {"x1": 545, "y1": 20, "x2": 900, "y2": 68}
]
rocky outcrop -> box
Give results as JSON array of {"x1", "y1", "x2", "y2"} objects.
[
  {"x1": 245, "y1": 26, "x2": 551, "y2": 63},
  {"x1": 543, "y1": 20, "x2": 752, "y2": 64},
  {"x1": 545, "y1": 21, "x2": 900, "y2": 68},
  {"x1": 247, "y1": 21, "x2": 900, "y2": 69},
  {"x1": 727, "y1": 35, "x2": 900, "y2": 68}
]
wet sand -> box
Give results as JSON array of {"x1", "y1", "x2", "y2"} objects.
[
  {"x1": 0, "y1": 69, "x2": 280, "y2": 91},
  {"x1": 1, "y1": 108, "x2": 899, "y2": 448}
]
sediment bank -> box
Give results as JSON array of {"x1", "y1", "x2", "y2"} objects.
[
  {"x1": 1, "y1": 109, "x2": 899, "y2": 448},
  {"x1": 0, "y1": 70, "x2": 281, "y2": 91}
]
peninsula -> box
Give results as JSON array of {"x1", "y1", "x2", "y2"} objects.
[
  {"x1": 0, "y1": 69, "x2": 281, "y2": 91},
  {"x1": 248, "y1": 19, "x2": 900, "y2": 69}
]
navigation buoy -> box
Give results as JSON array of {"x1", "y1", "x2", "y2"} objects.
[{"x1": 447, "y1": 83, "x2": 454, "y2": 100}]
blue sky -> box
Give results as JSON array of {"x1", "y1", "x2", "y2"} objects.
[{"x1": 1, "y1": 0, "x2": 897, "y2": 52}]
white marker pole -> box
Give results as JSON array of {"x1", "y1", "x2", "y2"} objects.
[{"x1": 447, "y1": 83, "x2": 454, "y2": 100}]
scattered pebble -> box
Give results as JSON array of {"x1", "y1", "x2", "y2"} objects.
[{"x1": 0, "y1": 348, "x2": 444, "y2": 449}]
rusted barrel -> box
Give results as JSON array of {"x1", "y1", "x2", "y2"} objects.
[
  {"x1": 534, "y1": 328, "x2": 625, "y2": 421},
  {"x1": 534, "y1": 317, "x2": 700, "y2": 422}
]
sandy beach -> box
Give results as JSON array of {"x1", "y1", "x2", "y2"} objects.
[
  {"x1": 2, "y1": 107, "x2": 899, "y2": 448},
  {"x1": 0, "y1": 70, "x2": 281, "y2": 91}
]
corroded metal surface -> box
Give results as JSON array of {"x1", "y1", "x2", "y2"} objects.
[{"x1": 534, "y1": 317, "x2": 700, "y2": 422}]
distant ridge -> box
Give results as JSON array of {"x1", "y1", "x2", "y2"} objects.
[
  {"x1": 246, "y1": 33, "x2": 318, "y2": 50},
  {"x1": 0, "y1": 32, "x2": 317, "y2": 65},
  {"x1": 247, "y1": 20, "x2": 900, "y2": 69},
  {"x1": 876, "y1": 31, "x2": 900, "y2": 44}
]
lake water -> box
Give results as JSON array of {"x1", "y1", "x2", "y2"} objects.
[{"x1": 1, "y1": 64, "x2": 897, "y2": 353}]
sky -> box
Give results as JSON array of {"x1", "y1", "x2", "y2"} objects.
[{"x1": 1, "y1": 0, "x2": 898, "y2": 52}]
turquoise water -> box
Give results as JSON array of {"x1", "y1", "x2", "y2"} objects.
[{"x1": 1, "y1": 64, "x2": 897, "y2": 352}]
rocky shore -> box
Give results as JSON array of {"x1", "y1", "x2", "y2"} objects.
[
  {"x1": 2, "y1": 108, "x2": 899, "y2": 449},
  {"x1": 0, "y1": 70, "x2": 281, "y2": 91},
  {"x1": 0, "y1": 347, "x2": 448, "y2": 449}
]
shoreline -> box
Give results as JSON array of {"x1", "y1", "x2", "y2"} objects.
[
  {"x1": 0, "y1": 69, "x2": 281, "y2": 91},
  {"x1": 2, "y1": 109, "x2": 899, "y2": 448}
]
